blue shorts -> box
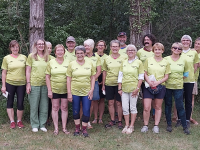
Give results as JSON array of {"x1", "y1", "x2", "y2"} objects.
[
  {"x1": 142, "y1": 84, "x2": 166, "y2": 99},
  {"x1": 92, "y1": 81, "x2": 100, "y2": 100}
]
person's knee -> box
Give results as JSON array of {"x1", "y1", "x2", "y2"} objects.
[
  {"x1": 143, "y1": 105, "x2": 151, "y2": 112},
  {"x1": 52, "y1": 105, "x2": 59, "y2": 111},
  {"x1": 154, "y1": 104, "x2": 162, "y2": 110},
  {"x1": 61, "y1": 105, "x2": 68, "y2": 112},
  {"x1": 108, "y1": 100, "x2": 114, "y2": 107}
]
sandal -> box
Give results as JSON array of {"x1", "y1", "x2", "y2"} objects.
[
  {"x1": 63, "y1": 129, "x2": 70, "y2": 134},
  {"x1": 190, "y1": 119, "x2": 198, "y2": 125},
  {"x1": 98, "y1": 119, "x2": 103, "y2": 124},
  {"x1": 92, "y1": 119, "x2": 97, "y2": 124},
  {"x1": 53, "y1": 129, "x2": 59, "y2": 135}
]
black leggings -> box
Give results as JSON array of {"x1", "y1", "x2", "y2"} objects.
[{"x1": 6, "y1": 83, "x2": 26, "y2": 110}]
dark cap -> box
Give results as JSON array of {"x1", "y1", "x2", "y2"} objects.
[
  {"x1": 66, "y1": 36, "x2": 76, "y2": 43},
  {"x1": 118, "y1": 32, "x2": 126, "y2": 37}
]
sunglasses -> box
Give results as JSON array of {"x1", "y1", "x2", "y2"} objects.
[{"x1": 172, "y1": 47, "x2": 182, "y2": 50}]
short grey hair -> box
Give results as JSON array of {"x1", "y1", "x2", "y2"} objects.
[
  {"x1": 126, "y1": 44, "x2": 137, "y2": 52},
  {"x1": 75, "y1": 45, "x2": 86, "y2": 54},
  {"x1": 84, "y1": 39, "x2": 95, "y2": 49},
  {"x1": 46, "y1": 41, "x2": 52, "y2": 46},
  {"x1": 110, "y1": 40, "x2": 120, "y2": 47},
  {"x1": 181, "y1": 35, "x2": 192, "y2": 47}
]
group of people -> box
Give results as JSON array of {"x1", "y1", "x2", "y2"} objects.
[{"x1": 1, "y1": 32, "x2": 200, "y2": 137}]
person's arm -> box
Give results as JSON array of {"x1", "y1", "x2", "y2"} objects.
[
  {"x1": 1, "y1": 69, "x2": 7, "y2": 94},
  {"x1": 152, "y1": 74, "x2": 169, "y2": 87},
  {"x1": 94, "y1": 66, "x2": 101, "y2": 80},
  {"x1": 144, "y1": 71, "x2": 154, "y2": 87},
  {"x1": 88, "y1": 75, "x2": 95, "y2": 100},
  {"x1": 117, "y1": 71, "x2": 123, "y2": 96},
  {"x1": 67, "y1": 76, "x2": 72, "y2": 102},
  {"x1": 26, "y1": 66, "x2": 31, "y2": 94},
  {"x1": 46, "y1": 74, "x2": 52, "y2": 99},
  {"x1": 132, "y1": 79, "x2": 143, "y2": 97},
  {"x1": 102, "y1": 70, "x2": 106, "y2": 91}
]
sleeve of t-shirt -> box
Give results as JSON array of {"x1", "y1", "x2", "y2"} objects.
[
  {"x1": 1, "y1": 56, "x2": 8, "y2": 70},
  {"x1": 96, "y1": 56, "x2": 101, "y2": 67},
  {"x1": 102, "y1": 58, "x2": 108, "y2": 71},
  {"x1": 165, "y1": 62, "x2": 171, "y2": 75},
  {"x1": 26, "y1": 54, "x2": 32, "y2": 67},
  {"x1": 194, "y1": 51, "x2": 200, "y2": 64},
  {"x1": 136, "y1": 51, "x2": 140, "y2": 60},
  {"x1": 91, "y1": 63, "x2": 96, "y2": 76},
  {"x1": 66, "y1": 62, "x2": 72, "y2": 77},
  {"x1": 144, "y1": 58, "x2": 148, "y2": 72},
  {"x1": 45, "y1": 62, "x2": 51, "y2": 75},
  {"x1": 138, "y1": 61, "x2": 144, "y2": 74}
]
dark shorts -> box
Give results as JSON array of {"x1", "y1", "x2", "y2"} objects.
[
  {"x1": 142, "y1": 85, "x2": 166, "y2": 99},
  {"x1": 105, "y1": 85, "x2": 121, "y2": 102},
  {"x1": 52, "y1": 93, "x2": 67, "y2": 99},
  {"x1": 98, "y1": 73, "x2": 105, "y2": 98}
]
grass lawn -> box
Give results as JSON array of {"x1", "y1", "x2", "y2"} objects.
[{"x1": 0, "y1": 100, "x2": 200, "y2": 150}]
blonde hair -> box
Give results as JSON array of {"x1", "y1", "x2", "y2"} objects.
[
  {"x1": 152, "y1": 42, "x2": 165, "y2": 52},
  {"x1": 54, "y1": 44, "x2": 65, "y2": 54},
  {"x1": 9, "y1": 40, "x2": 20, "y2": 54},
  {"x1": 31, "y1": 39, "x2": 49, "y2": 62}
]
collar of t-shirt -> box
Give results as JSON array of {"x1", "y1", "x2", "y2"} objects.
[
  {"x1": 128, "y1": 57, "x2": 137, "y2": 64},
  {"x1": 86, "y1": 53, "x2": 95, "y2": 57},
  {"x1": 143, "y1": 47, "x2": 151, "y2": 52},
  {"x1": 120, "y1": 46, "x2": 126, "y2": 49},
  {"x1": 183, "y1": 48, "x2": 190, "y2": 53}
]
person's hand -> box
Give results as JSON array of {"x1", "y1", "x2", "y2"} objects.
[
  {"x1": 88, "y1": 90, "x2": 93, "y2": 100},
  {"x1": 118, "y1": 90, "x2": 122, "y2": 96},
  {"x1": 98, "y1": 82, "x2": 102, "y2": 85},
  {"x1": 67, "y1": 93, "x2": 73, "y2": 102},
  {"x1": 148, "y1": 81, "x2": 154, "y2": 87},
  {"x1": 132, "y1": 89, "x2": 139, "y2": 98},
  {"x1": 102, "y1": 85, "x2": 105, "y2": 91},
  {"x1": 152, "y1": 81, "x2": 160, "y2": 87},
  {"x1": 48, "y1": 90, "x2": 52, "y2": 99},
  {"x1": 26, "y1": 83, "x2": 31, "y2": 94},
  {"x1": 1, "y1": 86, "x2": 6, "y2": 94}
]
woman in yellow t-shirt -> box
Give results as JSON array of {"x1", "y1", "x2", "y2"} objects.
[
  {"x1": 93, "y1": 40, "x2": 108, "y2": 124},
  {"x1": 67, "y1": 45, "x2": 95, "y2": 137},
  {"x1": 46, "y1": 44, "x2": 70, "y2": 135},
  {"x1": 118, "y1": 44, "x2": 144, "y2": 134},
  {"x1": 26, "y1": 39, "x2": 50, "y2": 133},
  {"x1": 102, "y1": 40, "x2": 126, "y2": 129},
  {"x1": 1, "y1": 40, "x2": 27, "y2": 129},
  {"x1": 164, "y1": 42, "x2": 190, "y2": 134},
  {"x1": 141, "y1": 43, "x2": 171, "y2": 133}
]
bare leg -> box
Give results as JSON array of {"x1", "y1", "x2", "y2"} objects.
[
  {"x1": 98, "y1": 98, "x2": 105, "y2": 120},
  {"x1": 93, "y1": 101, "x2": 98, "y2": 120},
  {"x1": 143, "y1": 98, "x2": 152, "y2": 125},
  {"x1": 124, "y1": 115, "x2": 129, "y2": 127},
  {"x1": 108, "y1": 100, "x2": 115, "y2": 121},
  {"x1": 7, "y1": 108, "x2": 14, "y2": 122},
  {"x1": 154, "y1": 98, "x2": 163, "y2": 125},
  {"x1": 51, "y1": 99, "x2": 60, "y2": 130},
  {"x1": 130, "y1": 113, "x2": 137, "y2": 127},
  {"x1": 17, "y1": 110, "x2": 23, "y2": 121},
  {"x1": 116, "y1": 101, "x2": 122, "y2": 121},
  {"x1": 61, "y1": 98, "x2": 68, "y2": 131}
]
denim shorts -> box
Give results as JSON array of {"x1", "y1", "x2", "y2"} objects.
[{"x1": 92, "y1": 81, "x2": 100, "y2": 100}]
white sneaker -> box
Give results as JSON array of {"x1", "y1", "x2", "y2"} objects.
[
  {"x1": 141, "y1": 126, "x2": 148, "y2": 133},
  {"x1": 40, "y1": 127, "x2": 47, "y2": 132},
  {"x1": 122, "y1": 126, "x2": 128, "y2": 134},
  {"x1": 126, "y1": 126, "x2": 134, "y2": 134},
  {"x1": 32, "y1": 128, "x2": 38, "y2": 132},
  {"x1": 152, "y1": 126, "x2": 159, "y2": 133}
]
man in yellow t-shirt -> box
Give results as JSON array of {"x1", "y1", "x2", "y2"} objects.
[{"x1": 65, "y1": 36, "x2": 76, "y2": 61}]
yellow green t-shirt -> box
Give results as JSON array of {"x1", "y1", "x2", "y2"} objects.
[
  {"x1": 144, "y1": 57, "x2": 171, "y2": 86},
  {"x1": 26, "y1": 53, "x2": 50, "y2": 86},
  {"x1": 49, "y1": 55, "x2": 55, "y2": 60},
  {"x1": 109, "y1": 47, "x2": 128, "y2": 59},
  {"x1": 66, "y1": 60, "x2": 95, "y2": 96},
  {"x1": 194, "y1": 53, "x2": 200, "y2": 82},
  {"x1": 64, "y1": 48, "x2": 76, "y2": 61},
  {"x1": 95, "y1": 52, "x2": 108, "y2": 72},
  {"x1": 164, "y1": 56, "x2": 189, "y2": 89},
  {"x1": 120, "y1": 59, "x2": 144, "y2": 93},
  {"x1": 181, "y1": 50, "x2": 199, "y2": 83},
  {"x1": 46, "y1": 58, "x2": 70, "y2": 94},
  {"x1": 102, "y1": 55, "x2": 126, "y2": 86},
  {"x1": 136, "y1": 48, "x2": 154, "y2": 64},
  {"x1": 1, "y1": 54, "x2": 27, "y2": 85}
]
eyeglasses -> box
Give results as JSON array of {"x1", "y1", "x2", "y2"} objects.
[
  {"x1": 97, "y1": 45, "x2": 105, "y2": 47},
  {"x1": 127, "y1": 50, "x2": 136, "y2": 52},
  {"x1": 172, "y1": 47, "x2": 182, "y2": 50},
  {"x1": 37, "y1": 43, "x2": 45, "y2": 46}
]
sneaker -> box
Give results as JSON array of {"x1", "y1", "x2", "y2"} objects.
[
  {"x1": 82, "y1": 129, "x2": 89, "y2": 137},
  {"x1": 186, "y1": 120, "x2": 190, "y2": 129},
  {"x1": 175, "y1": 119, "x2": 181, "y2": 127},
  {"x1": 74, "y1": 128, "x2": 80, "y2": 136},
  {"x1": 152, "y1": 126, "x2": 159, "y2": 133},
  {"x1": 122, "y1": 126, "x2": 128, "y2": 134},
  {"x1": 166, "y1": 125, "x2": 172, "y2": 132},
  {"x1": 105, "y1": 120, "x2": 115, "y2": 128},
  {"x1": 87, "y1": 122, "x2": 93, "y2": 129},
  {"x1": 32, "y1": 128, "x2": 38, "y2": 132},
  {"x1": 17, "y1": 121, "x2": 24, "y2": 128},
  {"x1": 183, "y1": 127, "x2": 190, "y2": 135},
  {"x1": 126, "y1": 126, "x2": 134, "y2": 134},
  {"x1": 118, "y1": 122, "x2": 123, "y2": 129},
  {"x1": 40, "y1": 127, "x2": 47, "y2": 132},
  {"x1": 10, "y1": 122, "x2": 16, "y2": 129},
  {"x1": 141, "y1": 126, "x2": 148, "y2": 133}
]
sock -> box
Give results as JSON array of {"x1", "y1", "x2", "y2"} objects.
[
  {"x1": 75, "y1": 124, "x2": 80, "y2": 129},
  {"x1": 82, "y1": 125, "x2": 87, "y2": 130},
  {"x1": 10, "y1": 121, "x2": 14, "y2": 123},
  {"x1": 17, "y1": 120, "x2": 21, "y2": 123}
]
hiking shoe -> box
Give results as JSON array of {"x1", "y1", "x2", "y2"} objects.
[
  {"x1": 183, "y1": 127, "x2": 190, "y2": 135},
  {"x1": 82, "y1": 129, "x2": 89, "y2": 137},
  {"x1": 122, "y1": 126, "x2": 128, "y2": 134},
  {"x1": 118, "y1": 122, "x2": 123, "y2": 129},
  {"x1": 175, "y1": 119, "x2": 181, "y2": 127},
  {"x1": 10, "y1": 122, "x2": 16, "y2": 129},
  {"x1": 166, "y1": 125, "x2": 172, "y2": 132},
  {"x1": 105, "y1": 121, "x2": 115, "y2": 128},
  {"x1": 74, "y1": 128, "x2": 80, "y2": 136},
  {"x1": 141, "y1": 126, "x2": 148, "y2": 133},
  {"x1": 186, "y1": 120, "x2": 190, "y2": 129},
  {"x1": 152, "y1": 126, "x2": 159, "y2": 133},
  {"x1": 17, "y1": 121, "x2": 24, "y2": 128}
]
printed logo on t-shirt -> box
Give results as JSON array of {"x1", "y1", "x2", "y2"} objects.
[
  {"x1": 187, "y1": 55, "x2": 193, "y2": 57},
  {"x1": 84, "y1": 67, "x2": 91, "y2": 70},
  {"x1": 63, "y1": 66, "x2": 68, "y2": 68},
  {"x1": 92, "y1": 59, "x2": 96, "y2": 62},
  {"x1": 117, "y1": 61, "x2": 122, "y2": 64},
  {"x1": 159, "y1": 65, "x2": 165, "y2": 67},
  {"x1": 54, "y1": 67, "x2": 57, "y2": 69},
  {"x1": 19, "y1": 60, "x2": 24, "y2": 62},
  {"x1": 150, "y1": 64, "x2": 153, "y2": 65},
  {"x1": 177, "y1": 64, "x2": 183, "y2": 67},
  {"x1": 131, "y1": 66, "x2": 137, "y2": 68}
]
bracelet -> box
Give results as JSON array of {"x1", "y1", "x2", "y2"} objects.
[
  {"x1": 136, "y1": 87, "x2": 140, "y2": 90},
  {"x1": 118, "y1": 89, "x2": 122, "y2": 91}
]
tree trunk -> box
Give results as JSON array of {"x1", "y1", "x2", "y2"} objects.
[
  {"x1": 29, "y1": 0, "x2": 44, "y2": 52},
  {"x1": 129, "y1": 0, "x2": 151, "y2": 49}
]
